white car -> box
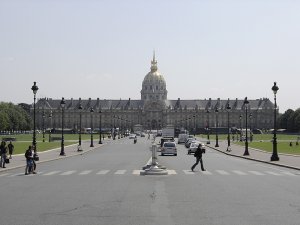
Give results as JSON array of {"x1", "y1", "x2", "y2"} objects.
[
  {"x1": 161, "y1": 141, "x2": 177, "y2": 156},
  {"x1": 188, "y1": 142, "x2": 205, "y2": 155},
  {"x1": 129, "y1": 134, "x2": 136, "y2": 139}
]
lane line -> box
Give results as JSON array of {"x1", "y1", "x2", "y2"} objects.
[
  {"x1": 183, "y1": 170, "x2": 194, "y2": 175},
  {"x1": 167, "y1": 170, "x2": 177, "y2": 175},
  {"x1": 60, "y1": 170, "x2": 76, "y2": 175},
  {"x1": 79, "y1": 170, "x2": 92, "y2": 175},
  {"x1": 265, "y1": 171, "x2": 282, "y2": 176},
  {"x1": 115, "y1": 170, "x2": 126, "y2": 175},
  {"x1": 248, "y1": 171, "x2": 265, "y2": 176},
  {"x1": 232, "y1": 170, "x2": 247, "y2": 176},
  {"x1": 96, "y1": 170, "x2": 110, "y2": 175},
  {"x1": 132, "y1": 170, "x2": 142, "y2": 175},
  {"x1": 201, "y1": 170, "x2": 212, "y2": 175},
  {"x1": 43, "y1": 171, "x2": 61, "y2": 176},
  {"x1": 216, "y1": 170, "x2": 230, "y2": 175}
]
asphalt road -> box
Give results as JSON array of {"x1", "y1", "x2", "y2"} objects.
[{"x1": 0, "y1": 137, "x2": 300, "y2": 225}]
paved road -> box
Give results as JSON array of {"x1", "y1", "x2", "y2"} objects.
[{"x1": 0, "y1": 137, "x2": 299, "y2": 225}]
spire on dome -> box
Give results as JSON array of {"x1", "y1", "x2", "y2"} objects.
[{"x1": 150, "y1": 51, "x2": 158, "y2": 72}]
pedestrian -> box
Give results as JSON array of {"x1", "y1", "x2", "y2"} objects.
[
  {"x1": 0, "y1": 141, "x2": 8, "y2": 168},
  {"x1": 191, "y1": 143, "x2": 205, "y2": 172},
  {"x1": 8, "y1": 141, "x2": 14, "y2": 159},
  {"x1": 25, "y1": 145, "x2": 35, "y2": 175}
]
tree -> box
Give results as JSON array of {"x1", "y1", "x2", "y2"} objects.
[{"x1": 0, "y1": 102, "x2": 32, "y2": 131}]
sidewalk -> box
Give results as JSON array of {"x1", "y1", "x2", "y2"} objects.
[
  {"x1": 203, "y1": 139, "x2": 300, "y2": 171},
  {"x1": 0, "y1": 140, "x2": 104, "y2": 173}
]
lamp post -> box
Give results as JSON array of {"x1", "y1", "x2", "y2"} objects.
[
  {"x1": 193, "y1": 115, "x2": 196, "y2": 136},
  {"x1": 113, "y1": 115, "x2": 116, "y2": 140},
  {"x1": 48, "y1": 110, "x2": 52, "y2": 142},
  {"x1": 99, "y1": 109, "x2": 102, "y2": 144},
  {"x1": 90, "y1": 107, "x2": 94, "y2": 147},
  {"x1": 206, "y1": 110, "x2": 210, "y2": 144},
  {"x1": 226, "y1": 101, "x2": 231, "y2": 151},
  {"x1": 118, "y1": 116, "x2": 120, "y2": 139},
  {"x1": 215, "y1": 108, "x2": 219, "y2": 147},
  {"x1": 42, "y1": 110, "x2": 45, "y2": 142},
  {"x1": 271, "y1": 82, "x2": 279, "y2": 161},
  {"x1": 249, "y1": 113, "x2": 253, "y2": 142},
  {"x1": 31, "y1": 82, "x2": 39, "y2": 154},
  {"x1": 243, "y1": 97, "x2": 250, "y2": 156},
  {"x1": 78, "y1": 103, "x2": 83, "y2": 147},
  {"x1": 60, "y1": 97, "x2": 66, "y2": 156},
  {"x1": 239, "y1": 114, "x2": 242, "y2": 141}
]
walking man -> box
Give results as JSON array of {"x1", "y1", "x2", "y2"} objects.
[
  {"x1": 0, "y1": 141, "x2": 7, "y2": 168},
  {"x1": 8, "y1": 141, "x2": 14, "y2": 159},
  {"x1": 191, "y1": 144, "x2": 205, "y2": 172}
]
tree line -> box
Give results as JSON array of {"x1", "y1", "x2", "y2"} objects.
[
  {"x1": 0, "y1": 102, "x2": 31, "y2": 131},
  {"x1": 278, "y1": 109, "x2": 300, "y2": 133}
]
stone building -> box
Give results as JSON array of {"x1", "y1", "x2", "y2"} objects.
[{"x1": 34, "y1": 54, "x2": 275, "y2": 133}]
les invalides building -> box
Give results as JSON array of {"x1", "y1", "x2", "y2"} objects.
[{"x1": 34, "y1": 54, "x2": 275, "y2": 133}]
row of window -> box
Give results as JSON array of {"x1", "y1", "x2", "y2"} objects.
[{"x1": 144, "y1": 85, "x2": 165, "y2": 90}]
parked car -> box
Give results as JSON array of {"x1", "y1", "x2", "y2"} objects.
[
  {"x1": 188, "y1": 142, "x2": 205, "y2": 155},
  {"x1": 129, "y1": 134, "x2": 136, "y2": 139},
  {"x1": 161, "y1": 141, "x2": 177, "y2": 156}
]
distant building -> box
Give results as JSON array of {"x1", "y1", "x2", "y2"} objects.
[{"x1": 33, "y1": 53, "x2": 275, "y2": 133}]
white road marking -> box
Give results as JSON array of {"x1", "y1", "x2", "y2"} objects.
[
  {"x1": 8, "y1": 173, "x2": 24, "y2": 177},
  {"x1": 132, "y1": 170, "x2": 142, "y2": 175},
  {"x1": 43, "y1": 171, "x2": 61, "y2": 176},
  {"x1": 114, "y1": 170, "x2": 126, "y2": 174},
  {"x1": 216, "y1": 170, "x2": 230, "y2": 175},
  {"x1": 167, "y1": 170, "x2": 177, "y2": 175},
  {"x1": 232, "y1": 170, "x2": 247, "y2": 175},
  {"x1": 281, "y1": 171, "x2": 297, "y2": 176},
  {"x1": 60, "y1": 170, "x2": 76, "y2": 175},
  {"x1": 79, "y1": 170, "x2": 92, "y2": 175},
  {"x1": 201, "y1": 170, "x2": 212, "y2": 175},
  {"x1": 96, "y1": 170, "x2": 110, "y2": 175},
  {"x1": 183, "y1": 170, "x2": 194, "y2": 174},
  {"x1": 248, "y1": 171, "x2": 265, "y2": 176},
  {"x1": 265, "y1": 171, "x2": 282, "y2": 176}
]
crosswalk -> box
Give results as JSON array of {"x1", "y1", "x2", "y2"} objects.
[{"x1": 0, "y1": 169, "x2": 298, "y2": 177}]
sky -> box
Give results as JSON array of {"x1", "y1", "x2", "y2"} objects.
[{"x1": 0, "y1": 0, "x2": 299, "y2": 113}]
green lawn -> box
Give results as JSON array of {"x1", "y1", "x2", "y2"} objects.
[
  {"x1": 235, "y1": 141, "x2": 300, "y2": 155},
  {"x1": 11, "y1": 141, "x2": 77, "y2": 155},
  {"x1": 0, "y1": 133, "x2": 108, "y2": 155}
]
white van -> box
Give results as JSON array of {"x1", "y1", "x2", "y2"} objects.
[{"x1": 178, "y1": 134, "x2": 189, "y2": 144}]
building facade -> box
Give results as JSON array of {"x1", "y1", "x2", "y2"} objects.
[{"x1": 34, "y1": 54, "x2": 276, "y2": 133}]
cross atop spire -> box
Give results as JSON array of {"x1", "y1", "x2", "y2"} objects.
[{"x1": 151, "y1": 51, "x2": 158, "y2": 72}]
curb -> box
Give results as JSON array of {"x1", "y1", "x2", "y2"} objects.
[{"x1": 207, "y1": 145, "x2": 300, "y2": 171}]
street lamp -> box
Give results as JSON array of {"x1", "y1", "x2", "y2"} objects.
[
  {"x1": 113, "y1": 115, "x2": 116, "y2": 140},
  {"x1": 60, "y1": 97, "x2": 66, "y2": 156},
  {"x1": 215, "y1": 108, "x2": 219, "y2": 147},
  {"x1": 271, "y1": 82, "x2": 279, "y2": 161},
  {"x1": 42, "y1": 110, "x2": 45, "y2": 142},
  {"x1": 239, "y1": 114, "x2": 242, "y2": 141},
  {"x1": 243, "y1": 97, "x2": 250, "y2": 156},
  {"x1": 31, "y1": 82, "x2": 39, "y2": 154},
  {"x1": 206, "y1": 110, "x2": 210, "y2": 144},
  {"x1": 226, "y1": 101, "x2": 231, "y2": 151},
  {"x1": 249, "y1": 113, "x2": 253, "y2": 142},
  {"x1": 99, "y1": 109, "x2": 102, "y2": 144},
  {"x1": 78, "y1": 103, "x2": 83, "y2": 148},
  {"x1": 48, "y1": 110, "x2": 52, "y2": 142},
  {"x1": 193, "y1": 115, "x2": 196, "y2": 136},
  {"x1": 90, "y1": 107, "x2": 94, "y2": 147}
]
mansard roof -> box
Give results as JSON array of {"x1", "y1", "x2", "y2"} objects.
[{"x1": 36, "y1": 97, "x2": 274, "y2": 111}]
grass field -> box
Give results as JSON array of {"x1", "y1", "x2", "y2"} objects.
[{"x1": 0, "y1": 133, "x2": 107, "y2": 155}]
